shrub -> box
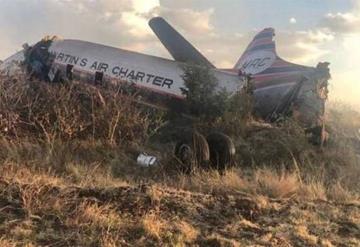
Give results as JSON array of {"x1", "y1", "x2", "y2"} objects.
[
  {"x1": 179, "y1": 64, "x2": 253, "y2": 137},
  {"x1": 180, "y1": 64, "x2": 231, "y2": 120},
  {"x1": 0, "y1": 73, "x2": 161, "y2": 145}
]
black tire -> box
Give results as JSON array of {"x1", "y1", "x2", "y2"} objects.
[
  {"x1": 207, "y1": 132, "x2": 236, "y2": 172},
  {"x1": 174, "y1": 130, "x2": 210, "y2": 173}
]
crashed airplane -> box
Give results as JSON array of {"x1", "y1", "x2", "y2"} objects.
[{"x1": 0, "y1": 17, "x2": 330, "y2": 170}]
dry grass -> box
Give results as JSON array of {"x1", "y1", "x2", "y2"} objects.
[
  {"x1": 75, "y1": 202, "x2": 123, "y2": 228},
  {"x1": 172, "y1": 169, "x2": 250, "y2": 195},
  {"x1": 299, "y1": 181, "x2": 327, "y2": 201},
  {"x1": 170, "y1": 167, "x2": 358, "y2": 203},
  {"x1": 0, "y1": 73, "x2": 160, "y2": 145},
  {"x1": 0, "y1": 238, "x2": 16, "y2": 247},
  {"x1": 140, "y1": 214, "x2": 166, "y2": 240},
  {"x1": 0, "y1": 74, "x2": 359, "y2": 246},
  {"x1": 254, "y1": 169, "x2": 300, "y2": 198},
  {"x1": 174, "y1": 220, "x2": 199, "y2": 243},
  {"x1": 294, "y1": 225, "x2": 319, "y2": 246},
  {"x1": 327, "y1": 182, "x2": 359, "y2": 203}
]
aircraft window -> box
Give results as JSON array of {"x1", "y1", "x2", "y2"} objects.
[
  {"x1": 95, "y1": 71, "x2": 104, "y2": 85},
  {"x1": 66, "y1": 64, "x2": 74, "y2": 80}
]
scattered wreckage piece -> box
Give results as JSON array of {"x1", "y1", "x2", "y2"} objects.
[{"x1": 137, "y1": 153, "x2": 158, "y2": 167}]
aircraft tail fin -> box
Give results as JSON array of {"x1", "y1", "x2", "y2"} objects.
[
  {"x1": 149, "y1": 17, "x2": 215, "y2": 68},
  {"x1": 234, "y1": 28, "x2": 314, "y2": 78},
  {"x1": 234, "y1": 28, "x2": 278, "y2": 74}
]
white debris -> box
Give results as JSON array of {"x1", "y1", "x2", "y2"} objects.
[{"x1": 137, "y1": 153, "x2": 157, "y2": 167}]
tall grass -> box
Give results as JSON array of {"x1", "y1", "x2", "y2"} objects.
[
  {"x1": 0, "y1": 74, "x2": 359, "y2": 246},
  {"x1": 1, "y1": 74, "x2": 359, "y2": 194},
  {"x1": 0, "y1": 73, "x2": 161, "y2": 145}
]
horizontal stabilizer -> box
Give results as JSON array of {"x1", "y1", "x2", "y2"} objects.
[{"x1": 149, "y1": 17, "x2": 215, "y2": 68}]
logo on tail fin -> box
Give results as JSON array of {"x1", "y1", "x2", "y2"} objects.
[
  {"x1": 235, "y1": 28, "x2": 277, "y2": 75},
  {"x1": 237, "y1": 50, "x2": 276, "y2": 74}
]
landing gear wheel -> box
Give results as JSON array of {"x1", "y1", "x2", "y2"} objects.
[
  {"x1": 207, "y1": 132, "x2": 236, "y2": 173},
  {"x1": 174, "y1": 131, "x2": 210, "y2": 173}
]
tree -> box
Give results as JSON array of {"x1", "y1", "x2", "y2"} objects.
[
  {"x1": 179, "y1": 64, "x2": 254, "y2": 137},
  {"x1": 180, "y1": 64, "x2": 231, "y2": 120}
]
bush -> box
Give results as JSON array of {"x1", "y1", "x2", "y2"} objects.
[
  {"x1": 0, "y1": 73, "x2": 161, "y2": 145},
  {"x1": 180, "y1": 64, "x2": 231, "y2": 120},
  {"x1": 179, "y1": 64, "x2": 253, "y2": 137}
]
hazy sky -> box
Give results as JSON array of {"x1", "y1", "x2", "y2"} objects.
[{"x1": 0, "y1": 0, "x2": 359, "y2": 106}]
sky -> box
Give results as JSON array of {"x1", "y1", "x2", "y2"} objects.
[{"x1": 0, "y1": 0, "x2": 359, "y2": 106}]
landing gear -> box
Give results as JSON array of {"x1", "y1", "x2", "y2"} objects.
[
  {"x1": 174, "y1": 131, "x2": 210, "y2": 173},
  {"x1": 207, "y1": 132, "x2": 236, "y2": 172},
  {"x1": 174, "y1": 130, "x2": 235, "y2": 173}
]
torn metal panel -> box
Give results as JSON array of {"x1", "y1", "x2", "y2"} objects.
[{"x1": 0, "y1": 51, "x2": 25, "y2": 76}]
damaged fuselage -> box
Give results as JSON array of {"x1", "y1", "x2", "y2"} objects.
[{"x1": 0, "y1": 18, "x2": 331, "y2": 145}]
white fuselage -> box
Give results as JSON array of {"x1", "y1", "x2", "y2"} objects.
[
  {"x1": 49, "y1": 40, "x2": 243, "y2": 98},
  {"x1": 1, "y1": 39, "x2": 243, "y2": 99}
]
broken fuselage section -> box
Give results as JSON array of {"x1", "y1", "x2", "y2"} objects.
[
  {"x1": 0, "y1": 24, "x2": 331, "y2": 145},
  {"x1": 149, "y1": 17, "x2": 331, "y2": 144},
  {"x1": 0, "y1": 36, "x2": 244, "y2": 110}
]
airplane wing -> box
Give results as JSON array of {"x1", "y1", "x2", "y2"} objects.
[{"x1": 149, "y1": 17, "x2": 215, "y2": 68}]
